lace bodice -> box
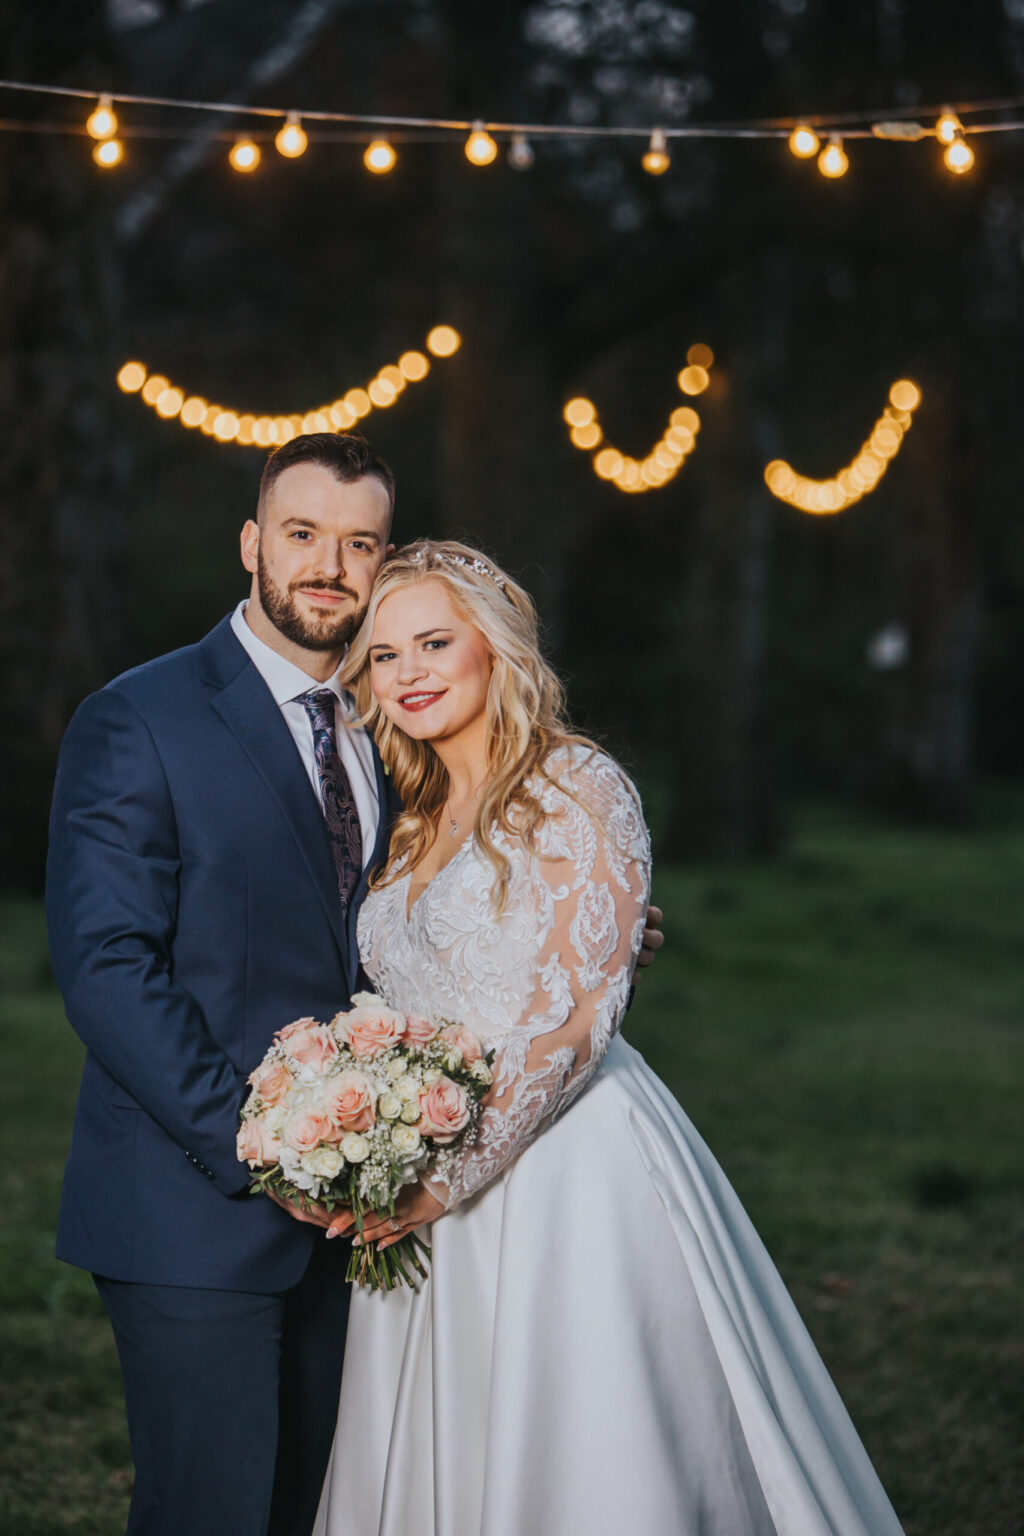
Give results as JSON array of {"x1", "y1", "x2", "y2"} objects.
[{"x1": 357, "y1": 747, "x2": 651, "y2": 1209}]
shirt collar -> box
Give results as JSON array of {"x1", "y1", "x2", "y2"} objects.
[{"x1": 230, "y1": 600, "x2": 350, "y2": 710}]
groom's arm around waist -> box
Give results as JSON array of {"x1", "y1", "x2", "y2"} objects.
[{"x1": 46, "y1": 684, "x2": 250, "y2": 1197}]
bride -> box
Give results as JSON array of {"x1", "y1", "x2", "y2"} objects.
[{"x1": 314, "y1": 539, "x2": 905, "y2": 1536}]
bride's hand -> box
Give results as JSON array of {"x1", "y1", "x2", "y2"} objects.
[{"x1": 326, "y1": 1183, "x2": 446, "y2": 1248}]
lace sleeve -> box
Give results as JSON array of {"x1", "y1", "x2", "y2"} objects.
[{"x1": 426, "y1": 752, "x2": 651, "y2": 1212}]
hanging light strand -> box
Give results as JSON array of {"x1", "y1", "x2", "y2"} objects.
[{"x1": 116, "y1": 328, "x2": 460, "y2": 446}]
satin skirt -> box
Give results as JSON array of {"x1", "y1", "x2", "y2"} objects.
[{"x1": 313, "y1": 1037, "x2": 905, "y2": 1536}]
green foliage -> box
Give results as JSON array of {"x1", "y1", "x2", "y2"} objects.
[{"x1": 1, "y1": 799, "x2": 1022, "y2": 1533}]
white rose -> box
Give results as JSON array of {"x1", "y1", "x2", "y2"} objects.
[
  {"x1": 390, "y1": 1124, "x2": 421, "y2": 1158},
  {"x1": 349, "y1": 990, "x2": 384, "y2": 1008},
  {"x1": 340, "y1": 1133, "x2": 371, "y2": 1163},
  {"x1": 385, "y1": 1056, "x2": 409, "y2": 1082},
  {"x1": 396, "y1": 1076, "x2": 421, "y2": 1102},
  {"x1": 470, "y1": 1059, "x2": 492, "y2": 1085},
  {"x1": 443, "y1": 1048, "x2": 463, "y2": 1071},
  {"x1": 378, "y1": 1092, "x2": 402, "y2": 1121},
  {"x1": 400, "y1": 1101, "x2": 421, "y2": 1124},
  {"x1": 303, "y1": 1147, "x2": 345, "y2": 1179},
  {"x1": 423, "y1": 1066, "x2": 442, "y2": 1086},
  {"x1": 265, "y1": 1104, "x2": 288, "y2": 1133}
]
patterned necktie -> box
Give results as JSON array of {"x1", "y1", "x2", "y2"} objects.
[{"x1": 298, "y1": 689, "x2": 363, "y2": 916}]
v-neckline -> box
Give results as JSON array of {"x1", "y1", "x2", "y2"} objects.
[{"x1": 403, "y1": 834, "x2": 475, "y2": 922}]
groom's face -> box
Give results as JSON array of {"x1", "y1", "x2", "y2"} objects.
[{"x1": 241, "y1": 464, "x2": 392, "y2": 653}]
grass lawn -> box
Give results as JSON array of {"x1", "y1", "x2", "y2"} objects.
[{"x1": 1, "y1": 798, "x2": 1022, "y2": 1535}]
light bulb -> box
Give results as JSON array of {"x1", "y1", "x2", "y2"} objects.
[
  {"x1": 678, "y1": 365, "x2": 710, "y2": 396},
  {"x1": 508, "y1": 133, "x2": 534, "y2": 170},
  {"x1": 943, "y1": 130, "x2": 974, "y2": 175},
  {"x1": 229, "y1": 138, "x2": 261, "y2": 173},
  {"x1": 426, "y1": 325, "x2": 461, "y2": 357},
  {"x1": 889, "y1": 379, "x2": 921, "y2": 412},
  {"x1": 818, "y1": 135, "x2": 849, "y2": 179},
  {"x1": 275, "y1": 113, "x2": 308, "y2": 159},
  {"x1": 642, "y1": 128, "x2": 671, "y2": 176},
  {"x1": 117, "y1": 362, "x2": 146, "y2": 393},
  {"x1": 93, "y1": 137, "x2": 124, "y2": 168},
  {"x1": 465, "y1": 121, "x2": 498, "y2": 167},
  {"x1": 398, "y1": 350, "x2": 429, "y2": 381},
  {"x1": 686, "y1": 343, "x2": 714, "y2": 369},
  {"x1": 86, "y1": 95, "x2": 118, "y2": 140},
  {"x1": 788, "y1": 122, "x2": 820, "y2": 159},
  {"x1": 935, "y1": 107, "x2": 961, "y2": 146},
  {"x1": 563, "y1": 397, "x2": 596, "y2": 428},
  {"x1": 364, "y1": 138, "x2": 397, "y2": 174}
]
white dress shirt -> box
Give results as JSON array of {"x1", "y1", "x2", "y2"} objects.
[{"x1": 230, "y1": 601, "x2": 380, "y2": 869}]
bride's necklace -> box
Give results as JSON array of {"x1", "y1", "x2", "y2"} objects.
[{"x1": 444, "y1": 783, "x2": 484, "y2": 839}]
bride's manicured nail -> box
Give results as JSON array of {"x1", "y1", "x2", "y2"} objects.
[{"x1": 326, "y1": 1228, "x2": 339, "y2": 1240}]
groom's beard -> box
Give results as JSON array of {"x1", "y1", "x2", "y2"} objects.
[{"x1": 257, "y1": 557, "x2": 367, "y2": 651}]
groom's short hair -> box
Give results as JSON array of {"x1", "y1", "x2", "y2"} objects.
[{"x1": 257, "y1": 432, "x2": 396, "y2": 528}]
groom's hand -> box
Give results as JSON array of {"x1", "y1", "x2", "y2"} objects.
[
  {"x1": 636, "y1": 904, "x2": 665, "y2": 972},
  {"x1": 266, "y1": 1187, "x2": 333, "y2": 1229}
]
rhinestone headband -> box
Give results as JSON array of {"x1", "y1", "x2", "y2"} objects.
[{"x1": 408, "y1": 547, "x2": 508, "y2": 592}]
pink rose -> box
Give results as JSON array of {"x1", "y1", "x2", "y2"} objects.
[
  {"x1": 438, "y1": 1023, "x2": 484, "y2": 1065},
  {"x1": 236, "y1": 1116, "x2": 282, "y2": 1168},
  {"x1": 284, "y1": 1111, "x2": 334, "y2": 1154},
  {"x1": 276, "y1": 1016, "x2": 318, "y2": 1040},
  {"x1": 280, "y1": 1024, "x2": 339, "y2": 1073},
  {"x1": 248, "y1": 1058, "x2": 294, "y2": 1107},
  {"x1": 402, "y1": 1013, "x2": 439, "y2": 1047},
  {"x1": 417, "y1": 1077, "x2": 471, "y2": 1145},
  {"x1": 323, "y1": 1070, "x2": 376, "y2": 1133},
  {"x1": 341, "y1": 1004, "x2": 406, "y2": 1057}
]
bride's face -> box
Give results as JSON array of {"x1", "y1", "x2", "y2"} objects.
[{"x1": 368, "y1": 580, "x2": 493, "y2": 745}]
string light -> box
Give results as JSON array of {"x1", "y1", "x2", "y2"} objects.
[
  {"x1": 364, "y1": 137, "x2": 396, "y2": 174},
  {"x1": 229, "y1": 137, "x2": 261, "y2": 173},
  {"x1": 788, "y1": 123, "x2": 820, "y2": 158},
  {"x1": 818, "y1": 134, "x2": 849, "y2": 178},
  {"x1": 764, "y1": 378, "x2": 922, "y2": 515},
  {"x1": 86, "y1": 94, "x2": 118, "y2": 140},
  {"x1": 116, "y1": 330, "x2": 458, "y2": 445},
  {"x1": 678, "y1": 364, "x2": 710, "y2": 396},
  {"x1": 275, "y1": 113, "x2": 307, "y2": 159},
  {"x1": 943, "y1": 129, "x2": 975, "y2": 174},
  {"x1": 464, "y1": 121, "x2": 498, "y2": 167},
  {"x1": 935, "y1": 107, "x2": 962, "y2": 145},
  {"x1": 642, "y1": 128, "x2": 671, "y2": 175},
  {"x1": 565, "y1": 392, "x2": 703, "y2": 495},
  {"x1": 93, "y1": 136, "x2": 124, "y2": 168},
  {"x1": 508, "y1": 133, "x2": 534, "y2": 169}
]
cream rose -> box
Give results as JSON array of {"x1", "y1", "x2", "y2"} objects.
[
  {"x1": 396, "y1": 1076, "x2": 421, "y2": 1103},
  {"x1": 323, "y1": 1070, "x2": 376, "y2": 1133},
  {"x1": 341, "y1": 1005, "x2": 406, "y2": 1057},
  {"x1": 378, "y1": 1092, "x2": 402, "y2": 1121},
  {"x1": 384, "y1": 1057, "x2": 409, "y2": 1082},
  {"x1": 284, "y1": 1110, "x2": 333, "y2": 1154},
  {"x1": 302, "y1": 1146, "x2": 345, "y2": 1179},
  {"x1": 341, "y1": 1133, "x2": 371, "y2": 1163},
  {"x1": 423, "y1": 1066, "x2": 442, "y2": 1086},
  {"x1": 399, "y1": 1100, "x2": 421, "y2": 1124},
  {"x1": 236, "y1": 1117, "x2": 282, "y2": 1168},
  {"x1": 417, "y1": 1077, "x2": 471, "y2": 1145},
  {"x1": 438, "y1": 1023, "x2": 484, "y2": 1065},
  {"x1": 390, "y1": 1124, "x2": 422, "y2": 1158},
  {"x1": 470, "y1": 1059, "x2": 493, "y2": 1086}
]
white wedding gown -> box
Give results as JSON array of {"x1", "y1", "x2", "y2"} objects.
[{"x1": 314, "y1": 748, "x2": 905, "y2": 1536}]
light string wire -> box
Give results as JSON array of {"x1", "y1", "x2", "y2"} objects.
[{"x1": 0, "y1": 78, "x2": 1022, "y2": 141}]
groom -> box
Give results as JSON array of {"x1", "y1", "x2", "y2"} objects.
[{"x1": 47, "y1": 430, "x2": 663, "y2": 1536}]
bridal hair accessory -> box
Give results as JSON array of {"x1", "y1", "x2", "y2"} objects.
[{"x1": 408, "y1": 546, "x2": 508, "y2": 592}]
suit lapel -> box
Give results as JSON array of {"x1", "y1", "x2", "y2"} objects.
[
  {"x1": 345, "y1": 736, "x2": 397, "y2": 980},
  {"x1": 210, "y1": 656, "x2": 354, "y2": 987}
]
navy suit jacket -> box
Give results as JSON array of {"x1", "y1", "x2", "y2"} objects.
[{"x1": 46, "y1": 615, "x2": 398, "y2": 1292}]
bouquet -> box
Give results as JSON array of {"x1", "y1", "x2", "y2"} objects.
[{"x1": 237, "y1": 992, "x2": 493, "y2": 1289}]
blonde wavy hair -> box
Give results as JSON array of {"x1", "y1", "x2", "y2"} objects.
[{"x1": 342, "y1": 539, "x2": 598, "y2": 909}]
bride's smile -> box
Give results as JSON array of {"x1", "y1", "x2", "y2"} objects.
[{"x1": 367, "y1": 580, "x2": 492, "y2": 748}]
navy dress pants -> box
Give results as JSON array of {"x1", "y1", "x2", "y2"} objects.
[{"x1": 94, "y1": 1235, "x2": 352, "y2": 1536}]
